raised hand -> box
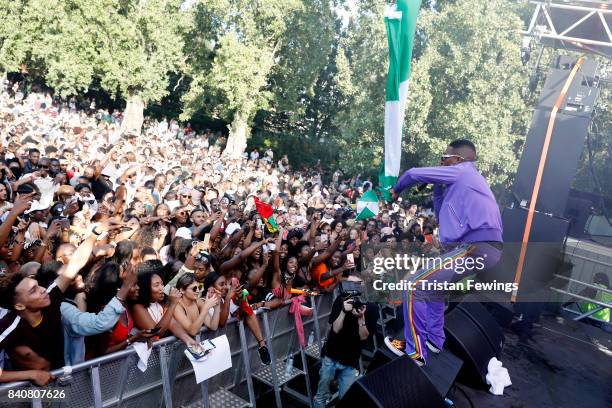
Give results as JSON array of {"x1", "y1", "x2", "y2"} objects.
[
  {"x1": 225, "y1": 281, "x2": 235, "y2": 299},
  {"x1": 262, "y1": 251, "x2": 271, "y2": 265},
  {"x1": 353, "y1": 305, "x2": 367, "y2": 318},
  {"x1": 203, "y1": 293, "x2": 220, "y2": 309},
  {"x1": 189, "y1": 240, "x2": 208, "y2": 257},
  {"x1": 123, "y1": 264, "x2": 138, "y2": 288},
  {"x1": 12, "y1": 192, "x2": 36, "y2": 215},
  {"x1": 46, "y1": 219, "x2": 62, "y2": 238},
  {"x1": 342, "y1": 299, "x2": 354, "y2": 313},
  {"x1": 168, "y1": 287, "x2": 182, "y2": 305},
  {"x1": 63, "y1": 199, "x2": 80, "y2": 216},
  {"x1": 99, "y1": 218, "x2": 123, "y2": 233}
]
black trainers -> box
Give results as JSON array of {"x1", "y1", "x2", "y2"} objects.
[
  {"x1": 426, "y1": 340, "x2": 441, "y2": 354},
  {"x1": 384, "y1": 337, "x2": 406, "y2": 357},
  {"x1": 258, "y1": 345, "x2": 271, "y2": 365}
]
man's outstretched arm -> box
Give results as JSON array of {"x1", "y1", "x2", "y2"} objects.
[{"x1": 393, "y1": 165, "x2": 462, "y2": 196}]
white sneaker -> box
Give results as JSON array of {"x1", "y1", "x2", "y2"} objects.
[
  {"x1": 384, "y1": 336, "x2": 406, "y2": 357},
  {"x1": 426, "y1": 340, "x2": 441, "y2": 354}
]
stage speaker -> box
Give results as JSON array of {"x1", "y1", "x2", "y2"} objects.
[
  {"x1": 564, "y1": 195, "x2": 593, "y2": 238},
  {"x1": 479, "y1": 206, "x2": 570, "y2": 300},
  {"x1": 480, "y1": 299, "x2": 515, "y2": 329},
  {"x1": 512, "y1": 56, "x2": 600, "y2": 217},
  {"x1": 456, "y1": 300, "x2": 505, "y2": 356},
  {"x1": 339, "y1": 349, "x2": 462, "y2": 408},
  {"x1": 444, "y1": 305, "x2": 502, "y2": 386},
  {"x1": 513, "y1": 108, "x2": 591, "y2": 216}
]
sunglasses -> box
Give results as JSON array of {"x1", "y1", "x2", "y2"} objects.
[
  {"x1": 38, "y1": 165, "x2": 49, "y2": 169},
  {"x1": 181, "y1": 195, "x2": 192, "y2": 198},
  {"x1": 440, "y1": 154, "x2": 467, "y2": 162},
  {"x1": 187, "y1": 285, "x2": 199, "y2": 292}
]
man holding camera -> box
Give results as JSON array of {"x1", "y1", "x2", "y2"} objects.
[{"x1": 314, "y1": 276, "x2": 377, "y2": 408}]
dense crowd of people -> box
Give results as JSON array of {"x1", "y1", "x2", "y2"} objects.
[{"x1": 0, "y1": 81, "x2": 439, "y2": 387}]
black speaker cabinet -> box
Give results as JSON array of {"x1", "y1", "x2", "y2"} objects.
[
  {"x1": 479, "y1": 206, "x2": 570, "y2": 300},
  {"x1": 339, "y1": 349, "x2": 462, "y2": 408},
  {"x1": 512, "y1": 109, "x2": 591, "y2": 216},
  {"x1": 564, "y1": 195, "x2": 593, "y2": 238},
  {"x1": 512, "y1": 56, "x2": 600, "y2": 217},
  {"x1": 444, "y1": 304, "x2": 502, "y2": 387},
  {"x1": 456, "y1": 301, "x2": 505, "y2": 356}
]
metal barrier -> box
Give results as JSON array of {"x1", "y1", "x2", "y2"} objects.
[
  {"x1": 549, "y1": 238, "x2": 612, "y2": 320},
  {"x1": 0, "y1": 294, "x2": 334, "y2": 408}
]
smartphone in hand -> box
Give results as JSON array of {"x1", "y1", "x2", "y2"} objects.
[{"x1": 346, "y1": 253, "x2": 355, "y2": 268}]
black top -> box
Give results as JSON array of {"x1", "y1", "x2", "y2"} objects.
[
  {"x1": 322, "y1": 296, "x2": 378, "y2": 369},
  {"x1": 249, "y1": 286, "x2": 274, "y2": 304},
  {"x1": 91, "y1": 176, "x2": 113, "y2": 200},
  {"x1": 0, "y1": 283, "x2": 65, "y2": 369}
]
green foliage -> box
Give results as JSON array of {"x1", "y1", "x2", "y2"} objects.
[
  {"x1": 574, "y1": 74, "x2": 612, "y2": 204},
  {"x1": 333, "y1": 0, "x2": 531, "y2": 191},
  {"x1": 0, "y1": 0, "x2": 186, "y2": 102},
  {"x1": 181, "y1": 0, "x2": 304, "y2": 123},
  {"x1": 0, "y1": 0, "x2": 608, "y2": 203}
]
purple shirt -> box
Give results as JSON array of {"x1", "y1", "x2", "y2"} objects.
[{"x1": 395, "y1": 161, "x2": 502, "y2": 244}]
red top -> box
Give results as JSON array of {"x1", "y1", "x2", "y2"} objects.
[
  {"x1": 312, "y1": 263, "x2": 336, "y2": 289},
  {"x1": 108, "y1": 311, "x2": 133, "y2": 347}
]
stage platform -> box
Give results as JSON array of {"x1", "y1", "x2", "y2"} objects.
[
  {"x1": 454, "y1": 313, "x2": 612, "y2": 408},
  {"x1": 267, "y1": 311, "x2": 611, "y2": 407}
]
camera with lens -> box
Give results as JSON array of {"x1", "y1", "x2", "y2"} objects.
[
  {"x1": 339, "y1": 279, "x2": 367, "y2": 311},
  {"x1": 341, "y1": 290, "x2": 365, "y2": 311}
]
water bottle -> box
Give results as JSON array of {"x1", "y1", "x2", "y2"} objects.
[
  {"x1": 308, "y1": 331, "x2": 315, "y2": 346},
  {"x1": 285, "y1": 355, "x2": 294, "y2": 377}
]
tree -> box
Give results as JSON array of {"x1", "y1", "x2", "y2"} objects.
[
  {"x1": 333, "y1": 0, "x2": 531, "y2": 192},
  {"x1": 0, "y1": 0, "x2": 187, "y2": 134},
  {"x1": 573, "y1": 63, "x2": 612, "y2": 214},
  {"x1": 248, "y1": 0, "x2": 340, "y2": 166},
  {"x1": 181, "y1": 0, "x2": 335, "y2": 158}
]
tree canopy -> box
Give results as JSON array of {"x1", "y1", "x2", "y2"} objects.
[
  {"x1": 0, "y1": 0, "x2": 609, "y2": 203},
  {"x1": 332, "y1": 0, "x2": 531, "y2": 194},
  {"x1": 0, "y1": 0, "x2": 186, "y2": 102}
]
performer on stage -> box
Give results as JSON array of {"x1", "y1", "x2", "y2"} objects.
[{"x1": 384, "y1": 139, "x2": 503, "y2": 366}]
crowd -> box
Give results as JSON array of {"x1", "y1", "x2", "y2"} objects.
[{"x1": 0, "y1": 80, "x2": 439, "y2": 387}]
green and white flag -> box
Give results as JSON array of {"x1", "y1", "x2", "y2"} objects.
[
  {"x1": 380, "y1": 0, "x2": 421, "y2": 200},
  {"x1": 355, "y1": 190, "x2": 380, "y2": 221}
]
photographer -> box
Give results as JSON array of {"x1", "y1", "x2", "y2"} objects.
[{"x1": 313, "y1": 275, "x2": 377, "y2": 408}]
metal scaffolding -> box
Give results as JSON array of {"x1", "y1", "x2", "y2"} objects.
[{"x1": 523, "y1": 1, "x2": 612, "y2": 58}]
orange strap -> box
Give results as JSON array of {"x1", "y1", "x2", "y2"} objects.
[{"x1": 511, "y1": 58, "x2": 584, "y2": 302}]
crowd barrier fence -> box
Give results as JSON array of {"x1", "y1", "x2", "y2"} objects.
[{"x1": 0, "y1": 294, "x2": 335, "y2": 408}]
